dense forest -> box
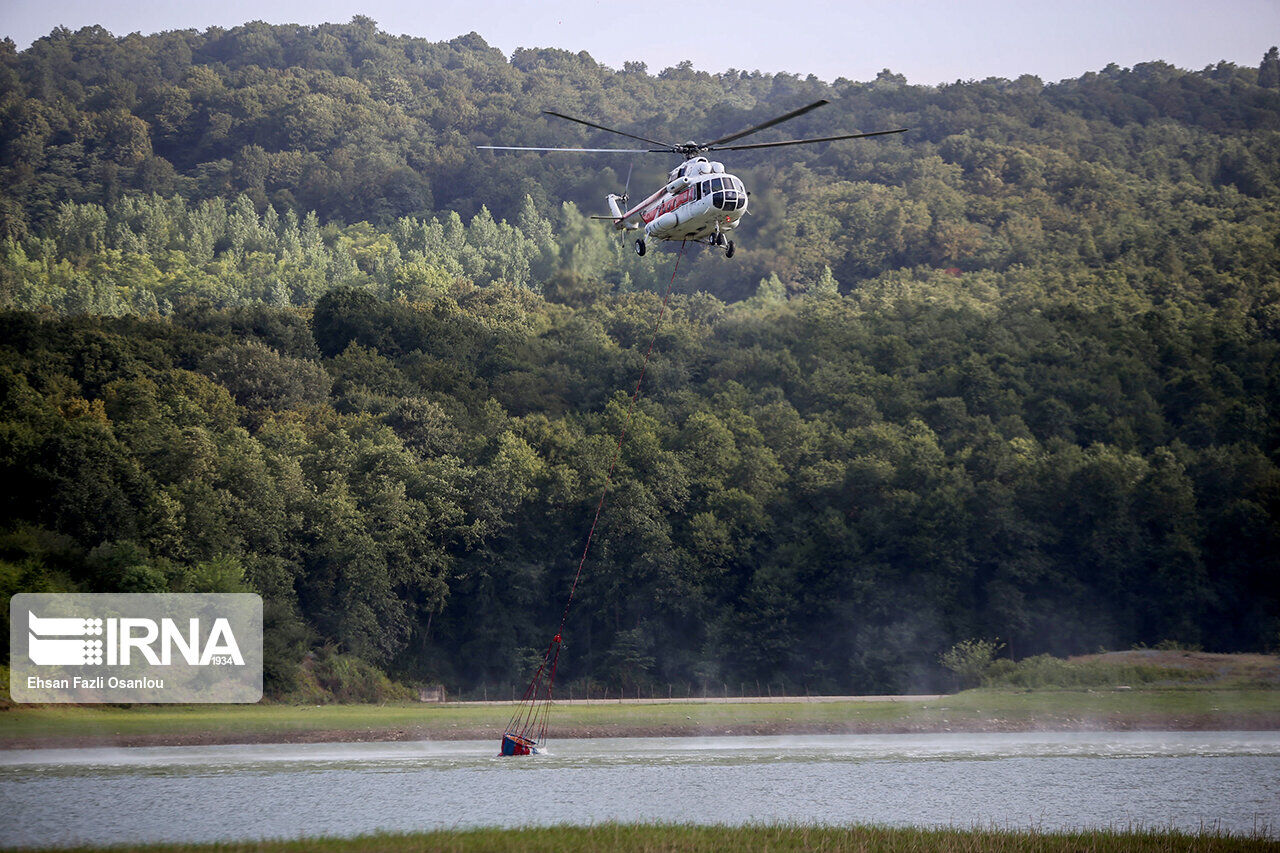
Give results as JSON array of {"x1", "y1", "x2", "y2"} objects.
[{"x1": 1, "y1": 21, "x2": 1277, "y2": 697}]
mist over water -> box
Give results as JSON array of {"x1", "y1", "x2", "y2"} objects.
[{"x1": 3, "y1": 733, "x2": 1277, "y2": 847}]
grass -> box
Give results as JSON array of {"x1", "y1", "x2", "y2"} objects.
[
  {"x1": 17, "y1": 823, "x2": 1280, "y2": 853},
  {"x1": 2, "y1": 686, "x2": 1277, "y2": 746},
  {"x1": 984, "y1": 651, "x2": 1280, "y2": 690}
]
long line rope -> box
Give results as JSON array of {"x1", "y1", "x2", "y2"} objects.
[
  {"x1": 504, "y1": 241, "x2": 687, "y2": 747},
  {"x1": 556, "y1": 240, "x2": 687, "y2": 636}
]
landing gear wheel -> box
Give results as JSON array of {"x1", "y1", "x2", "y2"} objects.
[
  {"x1": 725, "y1": 240, "x2": 735, "y2": 259},
  {"x1": 635, "y1": 239, "x2": 646, "y2": 256}
]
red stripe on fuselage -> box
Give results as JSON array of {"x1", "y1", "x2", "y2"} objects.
[{"x1": 641, "y1": 188, "x2": 695, "y2": 224}]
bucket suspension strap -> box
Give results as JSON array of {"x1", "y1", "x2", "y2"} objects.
[
  {"x1": 502, "y1": 243, "x2": 687, "y2": 752},
  {"x1": 502, "y1": 633, "x2": 561, "y2": 747}
]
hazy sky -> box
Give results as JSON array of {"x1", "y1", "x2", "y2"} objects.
[{"x1": 4, "y1": 0, "x2": 1277, "y2": 84}]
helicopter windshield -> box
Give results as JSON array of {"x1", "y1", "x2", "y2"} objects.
[{"x1": 702, "y1": 176, "x2": 746, "y2": 211}]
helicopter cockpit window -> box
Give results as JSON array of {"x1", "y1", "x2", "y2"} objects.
[{"x1": 709, "y1": 175, "x2": 747, "y2": 211}]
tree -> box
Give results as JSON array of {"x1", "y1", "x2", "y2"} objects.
[
  {"x1": 1259, "y1": 47, "x2": 1280, "y2": 88},
  {"x1": 3, "y1": 25, "x2": 1280, "y2": 698},
  {"x1": 199, "y1": 340, "x2": 331, "y2": 413},
  {"x1": 939, "y1": 638, "x2": 1004, "y2": 689}
]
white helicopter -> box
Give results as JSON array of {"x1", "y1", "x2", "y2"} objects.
[{"x1": 478, "y1": 100, "x2": 906, "y2": 257}]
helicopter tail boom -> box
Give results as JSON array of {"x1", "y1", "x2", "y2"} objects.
[
  {"x1": 594, "y1": 194, "x2": 639, "y2": 230},
  {"x1": 596, "y1": 186, "x2": 664, "y2": 230},
  {"x1": 606, "y1": 194, "x2": 627, "y2": 220}
]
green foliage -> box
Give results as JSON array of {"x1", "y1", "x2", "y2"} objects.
[
  {"x1": 939, "y1": 639, "x2": 1004, "y2": 688},
  {"x1": 1148, "y1": 638, "x2": 1205, "y2": 652},
  {"x1": 0, "y1": 26, "x2": 1277, "y2": 698},
  {"x1": 983, "y1": 654, "x2": 1198, "y2": 689},
  {"x1": 286, "y1": 647, "x2": 417, "y2": 704},
  {"x1": 176, "y1": 555, "x2": 250, "y2": 593},
  {"x1": 2, "y1": 25, "x2": 1278, "y2": 308},
  {"x1": 603, "y1": 627, "x2": 657, "y2": 691}
]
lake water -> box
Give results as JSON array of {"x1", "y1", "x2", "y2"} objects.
[{"x1": 2, "y1": 732, "x2": 1278, "y2": 848}]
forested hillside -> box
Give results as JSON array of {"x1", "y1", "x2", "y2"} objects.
[{"x1": 1, "y1": 22, "x2": 1277, "y2": 696}]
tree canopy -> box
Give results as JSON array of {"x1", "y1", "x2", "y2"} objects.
[{"x1": 0, "y1": 22, "x2": 1277, "y2": 696}]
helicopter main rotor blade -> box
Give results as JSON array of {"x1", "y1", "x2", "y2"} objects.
[
  {"x1": 477, "y1": 145, "x2": 654, "y2": 153},
  {"x1": 542, "y1": 110, "x2": 676, "y2": 148},
  {"x1": 708, "y1": 127, "x2": 908, "y2": 151},
  {"x1": 701, "y1": 99, "x2": 832, "y2": 148}
]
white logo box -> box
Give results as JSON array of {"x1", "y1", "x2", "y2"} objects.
[{"x1": 10, "y1": 593, "x2": 262, "y2": 703}]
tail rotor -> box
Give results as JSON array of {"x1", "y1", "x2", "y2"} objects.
[
  {"x1": 603, "y1": 160, "x2": 640, "y2": 231},
  {"x1": 620, "y1": 160, "x2": 633, "y2": 208}
]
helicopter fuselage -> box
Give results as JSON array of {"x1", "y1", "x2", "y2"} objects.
[
  {"x1": 612, "y1": 157, "x2": 747, "y2": 250},
  {"x1": 477, "y1": 100, "x2": 906, "y2": 259}
]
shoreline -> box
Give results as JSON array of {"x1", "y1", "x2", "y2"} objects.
[
  {"x1": 5, "y1": 824, "x2": 1278, "y2": 853},
  {"x1": 6, "y1": 684, "x2": 1277, "y2": 750},
  {"x1": 5, "y1": 709, "x2": 1279, "y2": 750}
]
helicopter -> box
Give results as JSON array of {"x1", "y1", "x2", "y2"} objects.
[{"x1": 478, "y1": 99, "x2": 906, "y2": 257}]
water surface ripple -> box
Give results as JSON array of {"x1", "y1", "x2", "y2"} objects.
[{"x1": 2, "y1": 732, "x2": 1277, "y2": 847}]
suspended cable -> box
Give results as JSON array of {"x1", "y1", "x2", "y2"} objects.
[{"x1": 501, "y1": 242, "x2": 687, "y2": 756}]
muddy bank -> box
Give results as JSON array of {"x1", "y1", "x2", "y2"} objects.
[{"x1": 6, "y1": 710, "x2": 1279, "y2": 750}]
